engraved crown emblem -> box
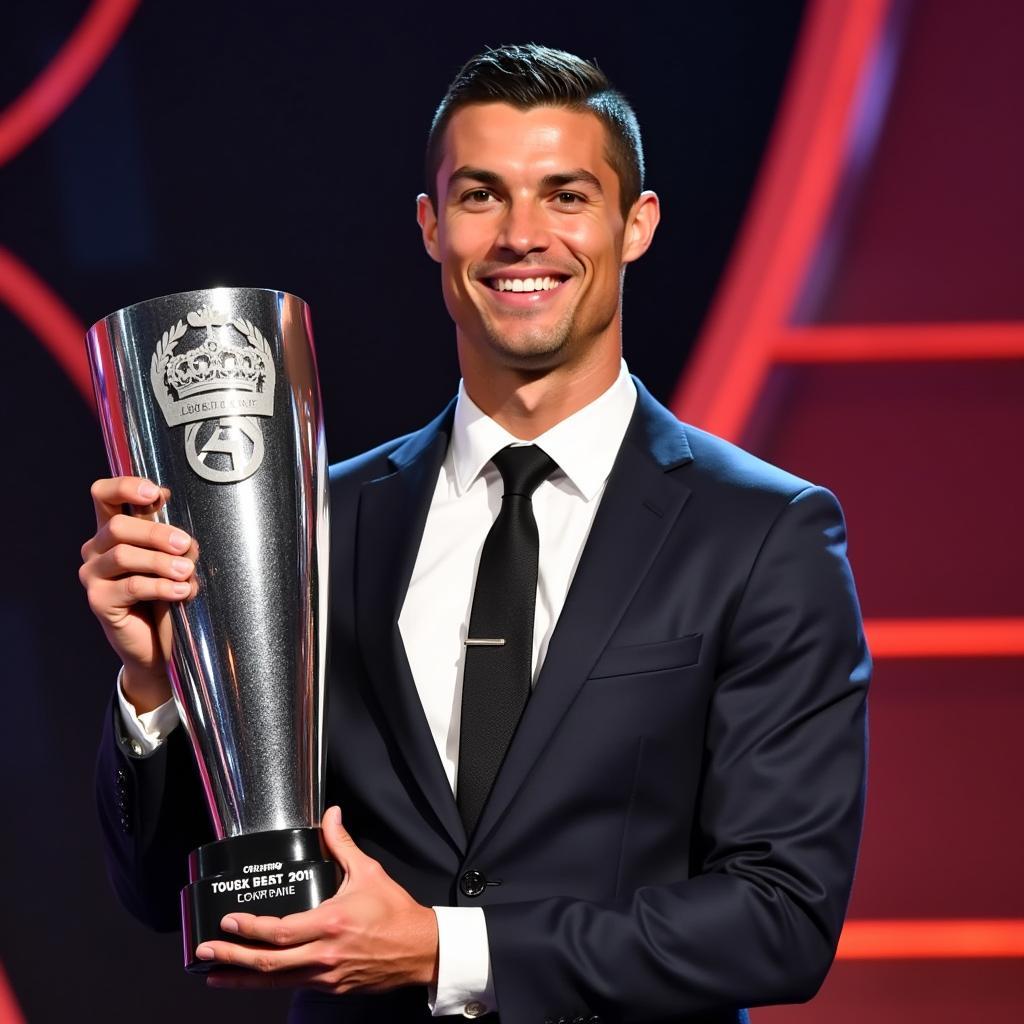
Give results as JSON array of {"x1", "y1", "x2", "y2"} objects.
[
  {"x1": 163, "y1": 308, "x2": 269, "y2": 400},
  {"x1": 150, "y1": 306, "x2": 276, "y2": 430}
]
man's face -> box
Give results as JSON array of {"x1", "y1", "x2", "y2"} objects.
[{"x1": 418, "y1": 103, "x2": 655, "y2": 371}]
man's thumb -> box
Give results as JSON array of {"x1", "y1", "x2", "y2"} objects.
[{"x1": 322, "y1": 805, "x2": 359, "y2": 870}]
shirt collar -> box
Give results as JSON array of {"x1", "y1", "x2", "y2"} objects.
[{"x1": 451, "y1": 360, "x2": 637, "y2": 501}]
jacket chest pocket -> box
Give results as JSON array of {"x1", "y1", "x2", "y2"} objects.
[{"x1": 588, "y1": 632, "x2": 703, "y2": 680}]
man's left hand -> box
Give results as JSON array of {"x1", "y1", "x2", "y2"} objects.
[{"x1": 196, "y1": 805, "x2": 440, "y2": 992}]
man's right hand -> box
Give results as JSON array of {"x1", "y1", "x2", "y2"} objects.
[{"x1": 79, "y1": 476, "x2": 198, "y2": 714}]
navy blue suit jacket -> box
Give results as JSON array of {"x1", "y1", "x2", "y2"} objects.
[{"x1": 97, "y1": 379, "x2": 870, "y2": 1023}]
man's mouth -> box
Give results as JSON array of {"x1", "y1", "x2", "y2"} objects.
[{"x1": 481, "y1": 274, "x2": 569, "y2": 293}]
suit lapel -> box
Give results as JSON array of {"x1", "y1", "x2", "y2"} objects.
[
  {"x1": 355, "y1": 399, "x2": 468, "y2": 854},
  {"x1": 470, "y1": 382, "x2": 694, "y2": 852}
]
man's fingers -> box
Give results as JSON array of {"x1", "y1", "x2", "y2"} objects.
[
  {"x1": 320, "y1": 805, "x2": 375, "y2": 889},
  {"x1": 321, "y1": 805, "x2": 362, "y2": 876},
  {"x1": 195, "y1": 939, "x2": 324, "y2": 975},
  {"x1": 90, "y1": 477, "x2": 168, "y2": 528},
  {"x1": 84, "y1": 513, "x2": 193, "y2": 562},
  {"x1": 86, "y1": 575, "x2": 193, "y2": 613},
  {"x1": 220, "y1": 904, "x2": 343, "y2": 947},
  {"x1": 90, "y1": 544, "x2": 194, "y2": 585},
  {"x1": 80, "y1": 537, "x2": 198, "y2": 608}
]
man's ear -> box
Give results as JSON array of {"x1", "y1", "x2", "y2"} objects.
[
  {"x1": 621, "y1": 190, "x2": 661, "y2": 266},
  {"x1": 416, "y1": 193, "x2": 442, "y2": 263}
]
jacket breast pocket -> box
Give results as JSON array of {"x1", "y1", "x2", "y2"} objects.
[{"x1": 588, "y1": 633, "x2": 703, "y2": 680}]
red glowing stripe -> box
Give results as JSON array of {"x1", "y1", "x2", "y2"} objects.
[
  {"x1": 0, "y1": 0, "x2": 140, "y2": 167},
  {"x1": 838, "y1": 920, "x2": 1024, "y2": 959},
  {"x1": 672, "y1": 0, "x2": 892, "y2": 440},
  {"x1": 0, "y1": 963, "x2": 25, "y2": 1024},
  {"x1": 775, "y1": 323, "x2": 1024, "y2": 362},
  {"x1": 864, "y1": 618, "x2": 1024, "y2": 658},
  {"x1": 0, "y1": 7, "x2": 139, "y2": 1021},
  {"x1": 0, "y1": 246, "x2": 91, "y2": 406}
]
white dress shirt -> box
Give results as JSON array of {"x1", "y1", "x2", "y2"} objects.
[{"x1": 119, "y1": 360, "x2": 637, "y2": 1018}]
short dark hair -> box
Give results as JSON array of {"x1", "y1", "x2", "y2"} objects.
[{"x1": 425, "y1": 44, "x2": 645, "y2": 220}]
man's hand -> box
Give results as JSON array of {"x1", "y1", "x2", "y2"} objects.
[
  {"x1": 78, "y1": 476, "x2": 198, "y2": 713},
  {"x1": 197, "y1": 806, "x2": 440, "y2": 993}
]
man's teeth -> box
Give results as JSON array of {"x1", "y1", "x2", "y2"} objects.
[{"x1": 491, "y1": 277, "x2": 562, "y2": 292}]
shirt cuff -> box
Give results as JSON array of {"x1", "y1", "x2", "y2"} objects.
[
  {"x1": 116, "y1": 667, "x2": 180, "y2": 754},
  {"x1": 428, "y1": 905, "x2": 496, "y2": 1018}
]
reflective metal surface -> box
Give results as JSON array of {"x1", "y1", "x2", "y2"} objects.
[{"x1": 87, "y1": 288, "x2": 329, "y2": 838}]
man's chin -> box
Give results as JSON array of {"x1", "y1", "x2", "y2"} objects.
[
  {"x1": 475, "y1": 314, "x2": 574, "y2": 359},
  {"x1": 481, "y1": 332, "x2": 572, "y2": 369}
]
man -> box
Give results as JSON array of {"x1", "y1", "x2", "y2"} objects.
[{"x1": 82, "y1": 45, "x2": 870, "y2": 1023}]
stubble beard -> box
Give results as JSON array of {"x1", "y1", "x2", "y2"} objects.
[{"x1": 477, "y1": 303, "x2": 580, "y2": 369}]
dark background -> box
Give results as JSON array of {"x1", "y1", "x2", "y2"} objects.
[{"x1": 0, "y1": 2, "x2": 804, "y2": 1020}]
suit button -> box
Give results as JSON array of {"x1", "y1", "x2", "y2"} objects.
[{"x1": 459, "y1": 870, "x2": 487, "y2": 897}]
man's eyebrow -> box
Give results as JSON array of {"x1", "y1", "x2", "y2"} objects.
[
  {"x1": 539, "y1": 169, "x2": 604, "y2": 193},
  {"x1": 447, "y1": 167, "x2": 506, "y2": 193}
]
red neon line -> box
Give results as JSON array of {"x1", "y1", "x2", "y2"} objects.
[
  {"x1": 0, "y1": 246, "x2": 92, "y2": 407},
  {"x1": 0, "y1": 8, "x2": 137, "y2": 1024},
  {"x1": 864, "y1": 618, "x2": 1024, "y2": 658},
  {"x1": 775, "y1": 323, "x2": 1024, "y2": 362},
  {"x1": 0, "y1": 963, "x2": 25, "y2": 1024},
  {"x1": 838, "y1": 919, "x2": 1024, "y2": 960},
  {"x1": 0, "y1": 0, "x2": 140, "y2": 167},
  {"x1": 672, "y1": 0, "x2": 892, "y2": 440}
]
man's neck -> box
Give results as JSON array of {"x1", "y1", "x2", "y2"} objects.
[{"x1": 458, "y1": 346, "x2": 622, "y2": 441}]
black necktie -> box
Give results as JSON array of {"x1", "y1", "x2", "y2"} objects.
[{"x1": 456, "y1": 444, "x2": 558, "y2": 835}]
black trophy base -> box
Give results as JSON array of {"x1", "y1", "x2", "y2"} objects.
[{"x1": 181, "y1": 827, "x2": 341, "y2": 972}]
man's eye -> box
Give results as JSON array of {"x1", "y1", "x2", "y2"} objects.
[
  {"x1": 555, "y1": 192, "x2": 584, "y2": 205},
  {"x1": 464, "y1": 189, "x2": 495, "y2": 203}
]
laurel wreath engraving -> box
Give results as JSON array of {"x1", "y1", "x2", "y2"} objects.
[
  {"x1": 151, "y1": 320, "x2": 187, "y2": 379},
  {"x1": 231, "y1": 317, "x2": 271, "y2": 356}
]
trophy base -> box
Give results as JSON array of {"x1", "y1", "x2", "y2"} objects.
[{"x1": 181, "y1": 827, "x2": 341, "y2": 972}]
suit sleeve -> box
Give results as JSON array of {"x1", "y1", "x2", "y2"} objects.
[
  {"x1": 96, "y1": 689, "x2": 214, "y2": 930},
  {"x1": 484, "y1": 485, "x2": 871, "y2": 1021}
]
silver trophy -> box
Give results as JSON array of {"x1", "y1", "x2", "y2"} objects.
[{"x1": 86, "y1": 288, "x2": 337, "y2": 971}]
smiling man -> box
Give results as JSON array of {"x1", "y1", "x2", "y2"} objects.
[
  {"x1": 417, "y1": 99, "x2": 659, "y2": 425},
  {"x1": 87, "y1": 45, "x2": 870, "y2": 1023}
]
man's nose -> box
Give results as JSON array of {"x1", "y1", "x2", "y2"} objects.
[{"x1": 496, "y1": 198, "x2": 551, "y2": 255}]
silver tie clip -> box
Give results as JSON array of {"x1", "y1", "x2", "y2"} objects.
[{"x1": 464, "y1": 638, "x2": 506, "y2": 647}]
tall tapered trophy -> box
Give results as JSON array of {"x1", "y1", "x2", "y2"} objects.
[{"x1": 86, "y1": 288, "x2": 337, "y2": 971}]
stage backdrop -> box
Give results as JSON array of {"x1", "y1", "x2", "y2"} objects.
[{"x1": 3, "y1": 1, "x2": 1022, "y2": 1022}]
